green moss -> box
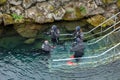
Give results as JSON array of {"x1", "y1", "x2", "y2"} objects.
[
  {"x1": 79, "y1": 6, "x2": 87, "y2": 15},
  {"x1": 11, "y1": 13, "x2": 24, "y2": 23},
  {"x1": 0, "y1": 0, "x2": 6, "y2": 5},
  {"x1": 75, "y1": 7, "x2": 84, "y2": 19}
]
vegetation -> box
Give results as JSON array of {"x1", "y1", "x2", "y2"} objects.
[
  {"x1": 11, "y1": 13, "x2": 24, "y2": 23},
  {"x1": 79, "y1": 6, "x2": 87, "y2": 15}
]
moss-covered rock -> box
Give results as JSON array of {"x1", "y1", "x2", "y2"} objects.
[
  {"x1": 117, "y1": 0, "x2": 120, "y2": 9},
  {"x1": 0, "y1": 0, "x2": 6, "y2": 5},
  {"x1": 63, "y1": 6, "x2": 85, "y2": 21},
  {"x1": 3, "y1": 14, "x2": 14, "y2": 26},
  {"x1": 14, "y1": 24, "x2": 38, "y2": 38},
  {"x1": 87, "y1": 15, "x2": 114, "y2": 27}
]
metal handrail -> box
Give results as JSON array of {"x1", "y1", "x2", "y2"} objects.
[
  {"x1": 83, "y1": 12, "x2": 120, "y2": 35},
  {"x1": 53, "y1": 42, "x2": 120, "y2": 62},
  {"x1": 87, "y1": 26, "x2": 120, "y2": 45},
  {"x1": 84, "y1": 20, "x2": 120, "y2": 39}
]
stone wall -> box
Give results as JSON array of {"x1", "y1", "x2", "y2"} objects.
[{"x1": 0, "y1": 0, "x2": 119, "y2": 25}]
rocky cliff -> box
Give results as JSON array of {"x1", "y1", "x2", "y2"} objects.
[{"x1": 0, "y1": 0, "x2": 119, "y2": 25}]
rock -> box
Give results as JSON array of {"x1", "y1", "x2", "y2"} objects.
[
  {"x1": 0, "y1": 29, "x2": 3, "y2": 36},
  {"x1": 8, "y1": 0, "x2": 22, "y2": 6},
  {"x1": 0, "y1": 13, "x2": 3, "y2": 24},
  {"x1": 37, "y1": 0, "x2": 46, "y2": 2},
  {"x1": 53, "y1": 7, "x2": 65, "y2": 20},
  {"x1": 25, "y1": 5, "x2": 54, "y2": 23},
  {"x1": 63, "y1": 2, "x2": 85, "y2": 20},
  {"x1": 117, "y1": 0, "x2": 120, "y2": 9},
  {"x1": 14, "y1": 24, "x2": 42, "y2": 38},
  {"x1": 103, "y1": 4, "x2": 118, "y2": 18},
  {"x1": 87, "y1": 7, "x2": 105, "y2": 16},
  {"x1": 0, "y1": 0, "x2": 6, "y2": 5},
  {"x1": 10, "y1": 5, "x2": 24, "y2": 15},
  {"x1": 3, "y1": 14, "x2": 14, "y2": 25},
  {"x1": 0, "y1": 2, "x2": 10, "y2": 14},
  {"x1": 22, "y1": 0, "x2": 36, "y2": 9},
  {"x1": 87, "y1": 15, "x2": 114, "y2": 27},
  {"x1": 24, "y1": 38, "x2": 35, "y2": 44},
  {"x1": 94, "y1": 0, "x2": 103, "y2": 6},
  {"x1": 102, "y1": 0, "x2": 117, "y2": 5}
]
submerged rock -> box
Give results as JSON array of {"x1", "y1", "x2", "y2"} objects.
[{"x1": 24, "y1": 38, "x2": 35, "y2": 44}]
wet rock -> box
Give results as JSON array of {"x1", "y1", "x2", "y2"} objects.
[
  {"x1": 14, "y1": 24, "x2": 39, "y2": 38},
  {"x1": 24, "y1": 38, "x2": 35, "y2": 44},
  {"x1": 0, "y1": 0, "x2": 6, "y2": 5},
  {"x1": 53, "y1": 7, "x2": 65, "y2": 20},
  {"x1": 22, "y1": 0, "x2": 36, "y2": 9},
  {"x1": 8, "y1": 0, "x2": 22, "y2": 6},
  {"x1": 3, "y1": 14, "x2": 14, "y2": 25}
]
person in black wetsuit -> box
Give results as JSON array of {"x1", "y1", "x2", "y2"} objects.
[
  {"x1": 41, "y1": 40, "x2": 54, "y2": 54},
  {"x1": 70, "y1": 38, "x2": 85, "y2": 62},
  {"x1": 49, "y1": 25, "x2": 60, "y2": 45},
  {"x1": 73, "y1": 26, "x2": 84, "y2": 42}
]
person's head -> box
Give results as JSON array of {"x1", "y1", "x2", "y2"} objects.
[
  {"x1": 44, "y1": 40, "x2": 49, "y2": 44},
  {"x1": 76, "y1": 26, "x2": 80, "y2": 31},
  {"x1": 52, "y1": 25, "x2": 57, "y2": 31}
]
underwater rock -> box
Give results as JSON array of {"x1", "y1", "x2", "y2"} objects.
[
  {"x1": 24, "y1": 38, "x2": 35, "y2": 44},
  {"x1": 22, "y1": 0, "x2": 36, "y2": 9},
  {"x1": 8, "y1": 0, "x2": 22, "y2": 6},
  {"x1": 0, "y1": 0, "x2": 6, "y2": 5},
  {"x1": 3, "y1": 14, "x2": 14, "y2": 25}
]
